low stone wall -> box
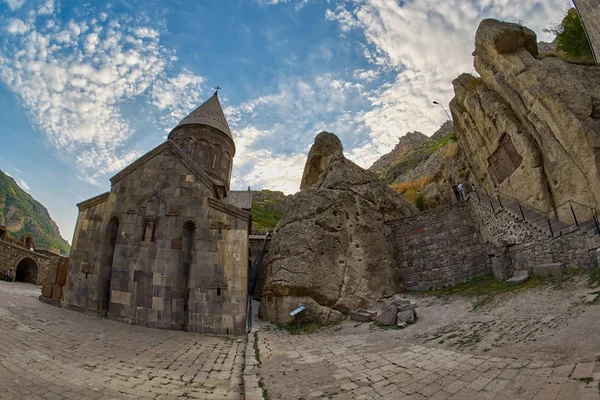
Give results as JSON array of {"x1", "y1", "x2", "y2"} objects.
[
  {"x1": 469, "y1": 199, "x2": 596, "y2": 276},
  {"x1": 0, "y1": 239, "x2": 52, "y2": 284},
  {"x1": 387, "y1": 204, "x2": 490, "y2": 291}
]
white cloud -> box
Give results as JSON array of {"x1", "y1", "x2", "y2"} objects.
[
  {"x1": 0, "y1": 6, "x2": 206, "y2": 183},
  {"x1": 150, "y1": 69, "x2": 205, "y2": 125},
  {"x1": 6, "y1": 18, "x2": 29, "y2": 34},
  {"x1": 37, "y1": 0, "x2": 54, "y2": 15},
  {"x1": 322, "y1": 0, "x2": 565, "y2": 163},
  {"x1": 17, "y1": 178, "x2": 30, "y2": 191},
  {"x1": 224, "y1": 74, "x2": 371, "y2": 194},
  {"x1": 2, "y1": 0, "x2": 26, "y2": 11}
]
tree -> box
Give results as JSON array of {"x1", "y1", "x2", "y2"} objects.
[{"x1": 546, "y1": 8, "x2": 594, "y2": 61}]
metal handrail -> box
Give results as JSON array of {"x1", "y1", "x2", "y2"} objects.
[{"x1": 469, "y1": 185, "x2": 599, "y2": 239}]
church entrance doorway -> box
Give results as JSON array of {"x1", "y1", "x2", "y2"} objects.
[
  {"x1": 15, "y1": 258, "x2": 38, "y2": 284},
  {"x1": 102, "y1": 216, "x2": 119, "y2": 313}
]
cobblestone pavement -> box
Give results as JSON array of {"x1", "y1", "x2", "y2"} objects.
[
  {"x1": 252, "y1": 328, "x2": 600, "y2": 400},
  {"x1": 0, "y1": 282, "x2": 244, "y2": 400}
]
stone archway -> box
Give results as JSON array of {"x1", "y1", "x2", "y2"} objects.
[{"x1": 15, "y1": 257, "x2": 38, "y2": 284}]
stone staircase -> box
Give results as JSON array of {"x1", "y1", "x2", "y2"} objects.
[{"x1": 468, "y1": 189, "x2": 600, "y2": 246}]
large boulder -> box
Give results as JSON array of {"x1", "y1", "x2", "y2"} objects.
[
  {"x1": 259, "y1": 133, "x2": 416, "y2": 325},
  {"x1": 300, "y1": 131, "x2": 343, "y2": 190},
  {"x1": 450, "y1": 19, "x2": 600, "y2": 223}
]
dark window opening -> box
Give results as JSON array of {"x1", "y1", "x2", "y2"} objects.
[{"x1": 216, "y1": 285, "x2": 221, "y2": 296}]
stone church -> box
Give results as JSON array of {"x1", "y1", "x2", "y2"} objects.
[{"x1": 63, "y1": 92, "x2": 251, "y2": 335}]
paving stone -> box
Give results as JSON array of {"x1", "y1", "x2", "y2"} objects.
[
  {"x1": 571, "y1": 362, "x2": 596, "y2": 380},
  {"x1": 0, "y1": 282, "x2": 243, "y2": 400}
]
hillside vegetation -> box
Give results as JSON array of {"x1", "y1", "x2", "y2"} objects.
[
  {"x1": 0, "y1": 170, "x2": 70, "y2": 255},
  {"x1": 251, "y1": 189, "x2": 288, "y2": 234}
]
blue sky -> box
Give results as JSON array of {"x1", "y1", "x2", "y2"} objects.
[{"x1": 0, "y1": 0, "x2": 567, "y2": 242}]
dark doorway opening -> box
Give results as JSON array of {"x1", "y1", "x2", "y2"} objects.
[
  {"x1": 102, "y1": 216, "x2": 119, "y2": 313},
  {"x1": 15, "y1": 258, "x2": 38, "y2": 284}
]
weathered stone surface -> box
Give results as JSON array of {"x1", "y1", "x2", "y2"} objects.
[
  {"x1": 63, "y1": 93, "x2": 250, "y2": 335},
  {"x1": 396, "y1": 310, "x2": 415, "y2": 326},
  {"x1": 450, "y1": 19, "x2": 600, "y2": 224},
  {"x1": 506, "y1": 270, "x2": 529, "y2": 285},
  {"x1": 349, "y1": 308, "x2": 376, "y2": 322},
  {"x1": 259, "y1": 133, "x2": 415, "y2": 325},
  {"x1": 574, "y1": 0, "x2": 600, "y2": 63},
  {"x1": 300, "y1": 131, "x2": 343, "y2": 190},
  {"x1": 376, "y1": 305, "x2": 398, "y2": 326},
  {"x1": 584, "y1": 293, "x2": 598, "y2": 304},
  {"x1": 387, "y1": 204, "x2": 490, "y2": 291},
  {"x1": 533, "y1": 263, "x2": 564, "y2": 278},
  {"x1": 571, "y1": 362, "x2": 595, "y2": 379},
  {"x1": 389, "y1": 298, "x2": 413, "y2": 312}
]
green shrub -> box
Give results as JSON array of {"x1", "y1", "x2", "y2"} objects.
[
  {"x1": 546, "y1": 8, "x2": 594, "y2": 62},
  {"x1": 415, "y1": 194, "x2": 426, "y2": 211}
]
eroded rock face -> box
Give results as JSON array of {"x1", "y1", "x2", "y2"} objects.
[
  {"x1": 450, "y1": 19, "x2": 600, "y2": 222},
  {"x1": 259, "y1": 133, "x2": 416, "y2": 325},
  {"x1": 300, "y1": 131, "x2": 343, "y2": 190}
]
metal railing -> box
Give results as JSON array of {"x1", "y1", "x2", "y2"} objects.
[{"x1": 469, "y1": 186, "x2": 599, "y2": 239}]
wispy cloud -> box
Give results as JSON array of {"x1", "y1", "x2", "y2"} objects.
[
  {"x1": 2, "y1": 0, "x2": 26, "y2": 11},
  {"x1": 244, "y1": 0, "x2": 565, "y2": 194},
  {"x1": 17, "y1": 178, "x2": 30, "y2": 191},
  {"x1": 0, "y1": 2, "x2": 205, "y2": 183}
]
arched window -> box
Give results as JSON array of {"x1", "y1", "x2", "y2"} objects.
[
  {"x1": 211, "y1": 144, "x2": 222, "y2": 170},
  {"x1": 221, "y1": 151, "x2": 231, "y2": 174}
]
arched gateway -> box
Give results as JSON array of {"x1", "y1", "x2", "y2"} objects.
[{"x1": 15, "y1": 257, "x2": 38, "y2": 284}]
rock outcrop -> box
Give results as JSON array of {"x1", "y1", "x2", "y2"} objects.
[
  {"x1": 259, "y1": 133, "x2": 416, "y2": 325},
  {"x1": 300, "y1": 131, "x2": 343, "y2": 189},
  {"x1": 450, "y1": 19, "x2": 600, "y2": 224}
]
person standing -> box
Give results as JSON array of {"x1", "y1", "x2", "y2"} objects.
[
  {"x1": 457, "y1": 182, "x2": 465, "y2": 201},
  {"x1": 452, "y1": 184, "x2": 460, "y2": 201}
]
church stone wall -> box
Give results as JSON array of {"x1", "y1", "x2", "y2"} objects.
[
  {"x1": 187, "y1": 201, "x2": 248, "y2": 335},
  {"x1": 387, "y1": 204, "x2": 490, "y2": 291},
  {"x1": 170, "y1": 125, "x2": 235, "y2": 188},
  {"x1": 63, "y1": 193, "x2": 115, "y2": 315},
  {"x1": 63, "y1": 144, "x2": 249, "y2": 334}
]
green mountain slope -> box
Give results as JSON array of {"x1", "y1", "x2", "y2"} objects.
[
  {"x1": 0, "y1": 170, "x2": 70, "y2": 255},
  {"x1": 251, "y1": 189, "x2": 289, "y2": 234}
]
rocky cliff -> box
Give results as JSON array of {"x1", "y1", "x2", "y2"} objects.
[
  {"x1": 367, "y1": 122, "x2": 468, "y2": 208},
  {"x1": 259, "y1": 132, "x2": 416, "y2": 325},
  {"x1": 450, "y1": 19, "x2": 600, "y2": 224},
  {"x1": 0, "y1": 170, "x2": 70, "y2": 255}
]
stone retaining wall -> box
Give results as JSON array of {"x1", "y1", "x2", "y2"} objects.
[
  {"x1": 387, "y1": 203, "x2": 490, "y2": 290},
  {"x1": 468, "y1": 199, "x2": 596, "y2": 276}
]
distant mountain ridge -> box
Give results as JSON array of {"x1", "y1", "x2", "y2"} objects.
[
  {"x1": 0, "y1": 170, "x2": 70, "y2": 255},
  {"x1": 369, "y1": 121, "x2": 455, "y2": 184}
]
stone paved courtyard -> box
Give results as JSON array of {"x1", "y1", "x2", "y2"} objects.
[
  {"x1": 0, "y1": 281, "x2": 244, "y2": 400},
  {"x1": 3, "y1": 280, "x2": 600, "y2": 399},
  {"x1": 251, "y1": 328, "x2": 600, "y2": 400}
]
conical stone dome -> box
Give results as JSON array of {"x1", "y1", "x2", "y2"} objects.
[{"x1": 174, "y1": 92, "x2": 232, "y2": 138}]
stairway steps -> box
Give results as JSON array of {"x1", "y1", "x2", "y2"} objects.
[{"x1": 470, "y1": 192, "x2": 599, "y2": 239}]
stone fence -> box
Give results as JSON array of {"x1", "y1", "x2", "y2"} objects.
[
  {"x1": 387, "y1": 195, "x2": 599, "y2": 291},
  {"x1": 0, "y1": 239, "x2": 52, "y2": 285},
  {"x1": 469, "y1": 197, "x2": 596, "y2": 279},
  {"x1": 387, "y1": 203, "x2": 490, "y2": 291}
]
